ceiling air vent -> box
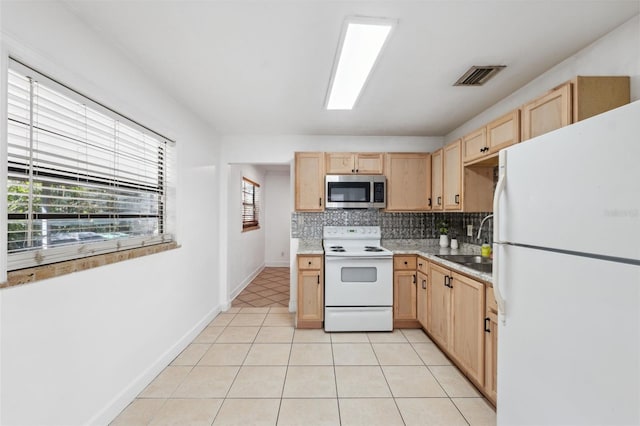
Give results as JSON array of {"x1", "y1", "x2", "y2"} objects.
[{"x1": 454, "y1": 65, "x2": 506, "y2": 86}]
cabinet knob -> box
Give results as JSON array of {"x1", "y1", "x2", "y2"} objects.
[
  {"x1": 352, "y1": 169, "x2": 355, "y2": 173},
  {"x1": 308, "y1": 261, "x2": 312, "y2": 265},
  {"x1": 319, "y1": 197, "x2": 322, "y2": 207},
  {"x1": 418, "y1": 263, "x2": 422, "y2": 267},
  {"x1": 412, "y1": 274, "x2": 416, "y2": 284},
  {"x1": 437, "y1": 196, "x2": 442, "y2": 205},
  {"x1": 484, "y1": 317, "x2": 491, "y2": 333},
  {"x1": 422, "y1": 279, "x2": 427, "y2": 289},
  {"x1": 428, "y1": 198, "x2": 432, "y2": 207},
  {"x1": 455, "y1": 194, "x2": 460, "y2": 204},
  {"x1": 404, "y1": 261, "x2": 408, "y2": 265}
]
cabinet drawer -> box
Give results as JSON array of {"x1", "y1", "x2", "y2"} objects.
[
  {"x1": 486, "y1": 286, "x2": 498, "y2": 314},
  {"x1": 394, "y1": 255, "x2": 417, "y2": 270},
  {"x1": 416, "y1": 257, "x2": 429, "y2": 274},
  {"x1": 298, "y1": 256, "x2": 322, "y2": 270}
]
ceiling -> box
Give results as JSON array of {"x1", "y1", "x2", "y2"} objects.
[{"x1": 62, "y1": 0, "x2": 639, "y2": 137}]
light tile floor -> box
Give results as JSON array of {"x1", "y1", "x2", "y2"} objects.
[{"x1": 112, "y1": 307, "x2": 496, "y2": 425}]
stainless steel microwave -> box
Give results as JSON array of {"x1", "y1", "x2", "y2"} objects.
[{"x1": 325, "y1": 175, "x2": 386, "y2": 209}]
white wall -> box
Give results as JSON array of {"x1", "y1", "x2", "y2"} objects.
[
  {"x1": 0, "y1": 3, "x2": 221, "y2": 425},
  {"x1": 264, "y1": 170, "x2": 291, "y2": 267},
  {"x1": 446, "y1": 15, "x2": 640, "y2": 142},
  {"x1": 227, "y1": 164, "x2": 266, "y2": 299}
]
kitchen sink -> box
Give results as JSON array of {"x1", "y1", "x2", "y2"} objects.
[{"x1": 435, "y1": 254, "x2": 492, "y2": 274}]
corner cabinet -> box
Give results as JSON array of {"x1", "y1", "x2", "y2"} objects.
[
  {"x1": 522, "y1": 76, "x2": 630, "y2": 141},
  {"x1": 386, "y1": 153, "x2": 431, "y2": 211},
  {"x1": 296, "y1": 255, "x2": 323, "y2": 329},
  {"x1": 393, "y1": 255, "x2": 419, "y2": 328},
  {"x1": 443, "y1": 140, "x2": 462, "y2": 211},
  {"x1": 427, "y1": 262, "x2": 485, "y2": 387},
  {"x1": 416, "y1": 257, "x2": 429, "y2": 329},
  {"x1": 325, "y1": 152, "x2": 384, "y2": 175},
  {"x1": 484, "y1": 286, "x2": 498, "y2": 405},
  {"x1": 294, "y1": 152, "x2": 324, "y2": 211}
]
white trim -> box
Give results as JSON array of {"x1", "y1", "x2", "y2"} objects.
[
  {"x1": 88, "y1": 304, "x2": 222, "y2": 425},
  {"x1": 229, "y1": 263, "x2": 265, "y2": 302}
]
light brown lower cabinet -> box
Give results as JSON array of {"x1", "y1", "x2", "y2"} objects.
[
  {"x1": 416, "y1": 270, "x2": 428, "y2": 329},
  {"x1": 296, "y1": 255, "x2": 323, "y2": 329},
  {"x1": 484, "y1": 286, "x2": 498, "y2": 405},
  {"x1": 393, "y1": 255, "x2": 419, "y2": 328},
  {"x1": 427, "y1": 262, "x2": 486, "y2": 387}
]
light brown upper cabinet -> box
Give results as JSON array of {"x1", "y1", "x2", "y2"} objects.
[
  {"x1": 325, "y1": 152, "x2": 384, "y2": 175},
  {"x1": 443, "y1": 140, "x2": 462, "y2": 211},
  {"x1": 385, "y1": 153, "x2": 432, "y2": 211},
  {"x1": 462, "y1": 127, "x2": 488, "y2": 163},
  {"x1": 464, "y1": 109, "x2": 520, "y2": 165},
  {"x1": 522, "y1": 76, "x2": 630, "y2": 141},
  {"x1": 522, "y1": 82, "x2": 572, "y2": 141},
  {"x1": 431, "y1": 149, "x2": 443, "y2": 211},
  {"x1": 487, "y1": 109, "x2": 521, "y2": 154},
  {"x1": 294, "y1": 152, "x2": 325, "y2": 212}
]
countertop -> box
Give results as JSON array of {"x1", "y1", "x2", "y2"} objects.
[
  {"x1": 297, "y1": 239, "x2": 324, "y2": 255},
  {"x1": 381, "y1": 239, "x2": 493, "y2": 284},
  {"x1": 296, "y1": 238, "x2": 492, "y2": 284}
]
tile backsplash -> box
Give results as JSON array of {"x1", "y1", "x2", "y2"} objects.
[{"x1": 291, "y1": 210, "x2": 493, "y2": 245}]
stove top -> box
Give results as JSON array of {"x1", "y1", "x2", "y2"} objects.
[{"x1": 323, "y1": 226, "x2": 392, "y2": 257}]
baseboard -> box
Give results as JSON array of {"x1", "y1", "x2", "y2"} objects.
[
  {"x1": 229, "y1": 263, "x2": 265, "y2": 301},
  {"x1": 88, "y1": 304, "x2": 222, "y2": 425},
  {"x1": 265, "y1": 260, "x2": 289, "y2": 267}
]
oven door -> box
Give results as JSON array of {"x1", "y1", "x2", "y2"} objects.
[{"x1": 324, "y1": 256, "x2": 393, "y2": 306}]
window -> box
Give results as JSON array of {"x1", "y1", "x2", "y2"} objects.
[
  {"x1": 6, "y1": 59, "x2": 175, "y2": 271},
  {"x1": 242, "y1": 177, "x2": 260, "y2": 231}
]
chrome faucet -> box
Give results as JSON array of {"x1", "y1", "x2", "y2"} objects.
[{"x1": 477, "y1": 214, "x2": 494, "y2": 240}]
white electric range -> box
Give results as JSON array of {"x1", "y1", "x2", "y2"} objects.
[{"x1": 323, "y1": 226, "x2": 393, "y2": 332}]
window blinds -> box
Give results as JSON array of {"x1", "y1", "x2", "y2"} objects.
[
  {"x1": 242, "y1": 177, "x2": 260, "y2": 229},
  {"x1": 6, "y1": 59, "x2": 175, "y2": 270}
]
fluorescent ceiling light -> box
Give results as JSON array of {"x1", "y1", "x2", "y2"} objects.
[{"x1": 326, "y1": 17, "x2": 395, "y2": 110}]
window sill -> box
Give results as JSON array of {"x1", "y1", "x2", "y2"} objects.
[
  {"x1": 242, "y1": 225, "x2": 261, "y2": 233},
  {"x1": 1, "y1": 241, "x2": 179, "y2": 289}
]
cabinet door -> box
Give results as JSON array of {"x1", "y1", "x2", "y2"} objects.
[
  {"x1": 462, "y1": 128, "x2": 487, "y2": 163},
  {"x1": 488, "y1": 109, "x2": 520, "y2": 154},
  {"x1": 355, "y1": 153, "x2": 384, "y2": 174},
  {"x1": 386, "y1": 153, "x2": 431, "y2": 211},
  {"x1": 427, "y1": 263, "x2": 450, "y2": 348},
  {"x1": 325, "y1": 153, "x2": 355, "y2": 174},
  {"x1": 450, "y1": 272, "x2": 485, "y2": 386},
  {"x1": 295, "y1": 152, "x2": 324, "y2": 211},
  {"x1": 297, "y1": 269, "x2": 323, "y2": 326},
  {"x1": 394, "y1": 270, "x2": 417, "y2": 321},
  {"x1": 443, "y1": 140, "x2": 462, "y2": 210},
  {"x1": 522, "y1": 83, "x2": 571, "y2": 141},
  {"x1": 431, "y1": 149, "x2": 443, "y2": 210},
  {"x1": 416, "y1": 270, "x2": 429, "y2": 329},
  {"x1": 484, "y1": 310, "x2": 498, "y2": 404}
]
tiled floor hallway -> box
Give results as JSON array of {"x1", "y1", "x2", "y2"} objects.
[
  {"x1": 232, "y1": 267, "x2": 290, "y2": 308},
  {"x1": 111, "y1": 267, "x2": 496, "y2": 425}
]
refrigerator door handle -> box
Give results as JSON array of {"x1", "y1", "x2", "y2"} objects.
[{"x1": 493, "y1": 150, "x2": 507, "y2": 323}]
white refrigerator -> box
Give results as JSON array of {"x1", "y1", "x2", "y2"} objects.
[{"x1": 493, "y1": 101, "x2": 640, "y2": 425}]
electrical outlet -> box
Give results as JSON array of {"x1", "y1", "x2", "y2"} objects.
[{"x1": 467, "y1": 224, "x2": 474, "y2": 237}]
